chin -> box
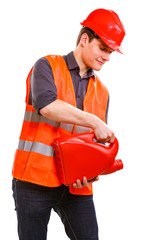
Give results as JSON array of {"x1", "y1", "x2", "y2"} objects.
[{"x1": 93, "y1": 66, "x2": 102, "y2": 71}]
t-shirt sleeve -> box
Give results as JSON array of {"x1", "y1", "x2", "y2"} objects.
[{"x1": 30, "y1": 57, "x2": 57, "y2": 112}]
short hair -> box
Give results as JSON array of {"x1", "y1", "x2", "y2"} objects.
[{"x1": 76, "y1": 27, "x2": 100, "y2": 46}]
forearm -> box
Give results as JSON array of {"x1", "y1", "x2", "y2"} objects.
[
  {"x1": 40, "y1": 99, "x2": 114, "y2": 142},
  {"x1": 40, "y1": 99, "x2": 99, "y2": 129}
]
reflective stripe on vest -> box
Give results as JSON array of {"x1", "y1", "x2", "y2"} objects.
[
  {"x1": 74, "y1": 126, "x2": 91, "y2": 134},
  {"x1": 18, "y1": 140, "x2": 55, "y2": 157},
  {"x1": 24, "y1": 110, "x2": 91, "y2": 133},
  {"x1": 24, "y1": 110, "x2": 60, "y2": 127}
]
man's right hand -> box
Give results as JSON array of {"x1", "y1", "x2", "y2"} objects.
[{"x1": 93, "y1": 121, "x2": 115, "y2": 143}]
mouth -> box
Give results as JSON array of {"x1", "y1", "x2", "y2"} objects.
[{"x1": 96, "y1": 59, "x2": 105, "y2": 65}]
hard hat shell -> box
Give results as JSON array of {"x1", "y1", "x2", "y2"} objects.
[{"x1": 81, "y1": 9, "x2": 125, "y2": 53}]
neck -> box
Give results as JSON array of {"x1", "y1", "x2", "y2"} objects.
[{"x1": 73, "y1": 48, "x2": 89, "y2": 78}]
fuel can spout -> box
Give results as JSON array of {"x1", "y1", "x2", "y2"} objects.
[
  {"x1": 101, "y1": 159, "x2": 123, "y2": 175},
  {"x1": 53, "y1": 132, "x2": 124, "y2": 186}
]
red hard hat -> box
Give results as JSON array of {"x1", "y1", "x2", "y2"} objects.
[{"x1": 81, "y1": 9, "x2": 125, "y2": 53}]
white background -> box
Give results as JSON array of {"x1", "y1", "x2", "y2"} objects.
[{"x1": 1, "y1": 0, "x2": 160, "y2": 239}]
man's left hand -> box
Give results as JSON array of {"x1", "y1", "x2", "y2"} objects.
[{"x1": 73, "y1": 176, "x2": 99, "y2": 189}]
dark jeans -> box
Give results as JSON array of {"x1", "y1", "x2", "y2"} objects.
[{"x1": 12, "y1": 179, "x2": 99, "y2": 240}]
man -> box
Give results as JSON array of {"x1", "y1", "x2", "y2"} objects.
[{"x1": 12, "y1": 8, "x2": 125, "y2": 240}]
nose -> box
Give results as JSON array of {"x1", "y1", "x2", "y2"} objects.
[{"x1": 102, "y1": 52, "x2": 110, "y2": 62}]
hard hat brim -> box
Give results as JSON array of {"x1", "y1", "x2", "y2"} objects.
[{"x1": 80, "y1": 21, "x2": 124, "y2": 54}]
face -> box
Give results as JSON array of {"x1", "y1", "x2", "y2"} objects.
[{"x1": 81, "y1": 34, "x2": 114, "y2": 71}]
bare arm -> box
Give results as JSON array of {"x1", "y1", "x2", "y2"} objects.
[{"x1": 40, "y1": 99, "x2": 115, "y2": 143}]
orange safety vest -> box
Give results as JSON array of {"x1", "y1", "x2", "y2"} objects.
[{"x1": 12, "y1": 55, "x2": 109, "y2": 195}]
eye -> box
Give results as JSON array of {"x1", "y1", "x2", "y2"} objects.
[
  {"x1": 100, "y1": 46, "x2": 106, "y2": 51},
  {"x1": 99, "y1": 46, "x2": 113, "y2": 53}
]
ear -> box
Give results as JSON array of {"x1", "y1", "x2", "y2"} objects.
[{"x1": 80, "y1": 33, "x2": 89, "y2": 47}]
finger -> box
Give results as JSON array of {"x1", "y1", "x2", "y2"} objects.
[
  {"x1": 82, "y1": 177, "x2": 89, "y2": 187},
  {"x1": 74, "y1": 179, "x2": 83, "y2": 189},
  {"x1": 94, "y1": 176, "x2": 99, "y2": 182},
  {"x1": 73, "y1": 183, "x2": 78, "y2": 188},
  {"x1": 104, "y1": 136, "x2": 111, "y2": 143},
  {"x1": 89, "y1": 176, "x2": 99, "y2": 184},
  {"x1": 104, "y1": 133, "x2": 115, "y2": 143},
  {"x1": 110, "y1": 135, "x2": 115, "y2": 143}
]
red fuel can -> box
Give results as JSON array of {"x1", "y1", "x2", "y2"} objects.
[{"x1": 53, "y1": 132, "x2": 123, "y2": 185}]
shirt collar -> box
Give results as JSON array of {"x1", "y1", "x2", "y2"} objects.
[{"x1": 65, "y1": 51, "x2": 95, "y2": 79}]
